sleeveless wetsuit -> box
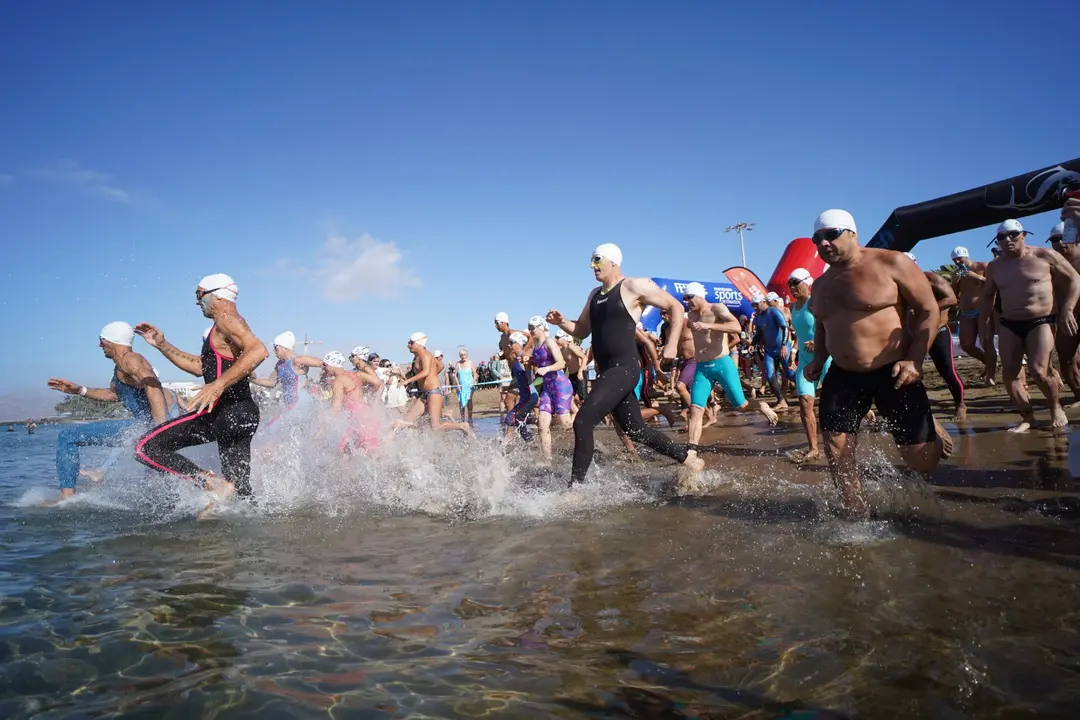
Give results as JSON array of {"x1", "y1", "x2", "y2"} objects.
[
  {"x1": 532, "y1": 341, "x2": 574, "y2": 416},
  {"x1": 504, "y1": 359, "x2": 538, "y2": 440},
  {"x1": 790, "y1": 298, "x2": 832, "y2": 397},
  {"x1": 55, "y1": 369, "x2": 182, "y2": 491},
  {"x1": 571, "y1": 281, "x2": 689, "y2": 486},
  {"x1": 456, "y1": 364, "x2": 475, "y2": 409},
  {"x1": 135, "y1": 325, "x2": 261, "y2": 497}
]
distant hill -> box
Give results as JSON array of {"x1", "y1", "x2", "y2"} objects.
[{"x1": 0, "y1": 388, "x2": 60, "y2": 422}]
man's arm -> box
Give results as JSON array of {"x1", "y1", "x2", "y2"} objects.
[
  {"x1": 121, "y1": 352, "x2": 169, "y2": 424},
  {"x1": 134, "y1": 323, "x2": 202, "y2": 376},
  {"x1": 927, "y1": 272, "x2": 958, "y2": 310},
  {"x1": 552, "y1": 290, "x2": 596, "y2": 340},
  {"x1": 1040, "y1": 247, "x2": 1080, "y2": 316},
  {"x1": 214, "y1": 314, "x2": 270, "y2": 390},
  {"x1": 978, "y1": 265, "x2": 999, "y2": 344},
  {"x1": 701, "y1": 304, "x2": 742, "y2": 334},
  {"x1": 894, "y1": 258, "x2": 940, "y2": 359},
  {"x1": 630, "y1": 278, "x2": 685, "y2": 355}
]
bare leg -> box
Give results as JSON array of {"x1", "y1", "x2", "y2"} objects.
[
  {"x1": 823, "y1": 431, "x2": 868, "y2": 517},
  {"x1": 427, "y1": 393, "x2": 471, "y2": 435},
  {"x1": 898, "y1": 416, "x2": 953, "y2": 472},
  {"x1": 998, "y1": 326, "x2": 1035, "y2": 433},
  {"x1": 538, "y1": 411, "x2": 554, "y2": 462},
  {"x1": 792, "y1": 394, "x2": 821, "y2": 461},
  {"x1": 1056, "y1": 323, "x2": 1080, "y2": 407},
  {"x1": 392, "y1": 397, "x2": 427, "y2": 430},
  {"x1": 1025, "y1": 324, "x2": 1067, "y2": 428}
]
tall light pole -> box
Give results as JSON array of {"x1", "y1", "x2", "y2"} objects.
[
  {"x1": 724, "y1": 222, "x2": 755, "y2": 268},
  {"x1": 302, "y1": 334, "x2": 323, "y2": 355}
]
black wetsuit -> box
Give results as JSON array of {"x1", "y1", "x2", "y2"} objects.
[
  {"x1": 135, "y1": 326, "x2": 260, "y2": 497},
  {"x1": 570, "y1": 280, "x2": 688, "y2": 485}
]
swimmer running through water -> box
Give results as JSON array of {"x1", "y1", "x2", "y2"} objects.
[
  {"x1": 805, "y1": 210, "x2": 952, "y2": 517},
  {"x1": 393, "y1": 332, "x2": 471, "y2": 435},
  {"x1": 526, "y1": 316, "x2": 575, "y2": 464},
  {"x1": 135, "y1": 273, "x2": 269, "y2": 509},
  {"x1": 47, "y1": 322, "x2": 181, "y2": 500},
  {"x1": 249, "y1": 330, "x2": 308, "y2": 426},
  {"x1": 503, "y1": 332, "x2": 538, "y2": 442},
  {"x1": 681, "y1": 282, "x2": 777, "y2": 458},
  {"x1": 548, "y1": 243, "x2": 704, "y2": 491}
]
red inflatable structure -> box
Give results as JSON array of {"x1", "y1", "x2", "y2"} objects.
[{"x1": 766, "y1": 237, "x2": 828, "y2": 304}]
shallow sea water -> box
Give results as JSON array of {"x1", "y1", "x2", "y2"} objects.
[{"x1": 3, "y1": 410, "x2": 1080, "y2": 718}]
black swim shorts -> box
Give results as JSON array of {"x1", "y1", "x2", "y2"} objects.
[{"x1": 818, "y1": 363, "x2": 934, "y2": 446}]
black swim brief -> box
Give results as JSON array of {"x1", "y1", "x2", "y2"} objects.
[
  {"x1": 998, "y1": 314, "x2": 1055, "y2": 341},
  {"x1": 818, "y1": 363, "x2": 934, "y2": 446}
]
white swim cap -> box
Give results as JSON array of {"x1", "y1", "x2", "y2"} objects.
[
  {"x1": 592, "y1": 243, "x2": 623, "y2": 266},
  {"x1": 997, "y1": 219, "x2": 1027, "y2": 236},
  {"x1": 1050, "y1": 222, "x2": 1066, "y2": 240},
  {"x1": 494, "y1": 312, "x2": 509, "y2": 324},
  {"x1": 323, "y1": 351, "x2": 346, "y2": 368},
  {"x1": 684, "y1": 282, "x2": 707, "y2": 298},
  {"x1": 99, "y1": 321, "x2": 134, "y2": 347},
  {"x1": 766, "y1": 291, "x2": 781, "y2": 303},
  {"x1": 751, "y1": 291, "x2": 766, "y2": 304},
  {"x1": 433, "y1": 350, "x2": 443, "y2": 358},
  {"x1": 555, "y1": 328, "x2": 570, "y2": 339},
  {"x1": 409, "y1": 332, "x2": 428, "y2": 347},
  {"x1": 903, "y1": 251, "x2": 917, "y2": 265},
  {"x1": 788, "y1": 267, "x2": 812, "y2": 285},
  {"x1": 814, "y1": 209, "x2": 857, "y2": 234},
  {"x1": 951, "y1": 246, "x2": 969, "y2": 260},
  {"x1": 350, "y1": 345, "x2": 370, "y2": 358},
  {"x1": 196, "y1": 273, "x2": 238, "y2": 302},
  {"x1": 528, "y1": 315, "x2": 547, "y2": 329},
  {"x1": 273, "y1": 331, "x2": 296, "y2": 350},
  {"x1": 509, "y1": 332, "x2": 528, "y2": 346}
]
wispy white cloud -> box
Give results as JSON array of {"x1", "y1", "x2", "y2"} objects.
[
  {"x1": 0, "y1": 173, "x2": 12, "y2": 186},
  {"x1": 267, "y1": 233, "x2": 421, "y2": 301},
  {"x1": 32, "y1": 159, "x2": 134, "y2": 203}
]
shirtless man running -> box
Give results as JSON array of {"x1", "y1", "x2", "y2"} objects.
[
  {"x1": 547, "y1": 243, "x2": 704, "y2": 492},
  {"x1": 681, "y1": 282, "x2": 777, "y2": 453},
  {"x1": 393, "y1": 332, "x2": 471, "y2": 435},
  {"x1": 951, "y1": 246, "x2": 997, "y2": 385},
  {"x1": 1047, "y1": 222, "x2": 1080, "y2": 406},
  {"x1": 805, "y1": 210, "x2": 952, "y2": 517},
  {"x1": 980, "y1": 219, "x2": 1080, "y2": 432},
  {"x1": 555, "y1": 328, "x2": 588, "y2": 416}
]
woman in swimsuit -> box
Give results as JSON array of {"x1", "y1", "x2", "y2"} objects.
[
  {"x1": 316, "y1": 351, "x2": 383, "y2": 455},
  {"x1": 526, "y1": 316, "x2": 575, "y2": 464}
]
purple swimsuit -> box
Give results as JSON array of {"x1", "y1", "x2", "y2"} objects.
[{"x1": 532, "y1": 341, "x2": 574, "y2": 415}]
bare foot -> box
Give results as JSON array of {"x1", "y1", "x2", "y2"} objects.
[
  {"x1": 757, "y1": 402, "x2": 779, "y2": 426},
  {"x1": 1008, "y1": 418, "x2": 1034, "y2": 434},
  {"x1": 1052, "y1": 406, "x2": 1069, "y2": 429},
  {"x1": 952, "y1": 405, "x2": 968, "y2": 422},
  {"x1": 933, "y1": 417, "x2": 953, "y2": 460},
  {"x1": 675, "y1": 453, "x2": 706, "y2": 496},
  {"x1": 864, "y1": 410, "x2": 877, "y2": 426},
  {"x1": 701, "y1": 417, "x2": 717, "y2": 430},
  {"x1": 79, "y1": 468, "x2": 105, "y2": 484},
  {"x1": 774, "y1": 401, "x2": 789, "y2": 411},
  {"x1": 1064, "y1": 399, "x2": 1080, "y2": 410},
  {"x1": 983, "y1": 373, "x2": 996, "y2": 387}
]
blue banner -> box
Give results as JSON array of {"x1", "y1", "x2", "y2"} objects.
[{"x1": 640, "y1": 277, "x2": 755, "y2": 334}]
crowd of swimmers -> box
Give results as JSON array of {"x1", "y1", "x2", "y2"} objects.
[{"x1": 46, "y1": 198, "x2": 1080, "y2": 518}]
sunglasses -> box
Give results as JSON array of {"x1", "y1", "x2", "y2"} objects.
[
  {"x1": 995, "y1": 230, "x2": 1024, "y2": 242},
  {"x1": 195, "y1": 287, "x2": 227, "y2": 303},
  {"x1": 811, "y1": 228, "x2": 847, "y2": 245}
]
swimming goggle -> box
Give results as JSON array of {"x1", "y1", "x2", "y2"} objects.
[
  {"x1": 195, "y1": 286, "x2": 229, "y2": 305},
  {"x1": 811, "y1": 228, "x2": 848, "y2": 245},
  {"x1": 590, "y1": 255, "x2": 606, "y2": 269}
]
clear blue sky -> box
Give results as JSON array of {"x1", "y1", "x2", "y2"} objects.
[{"x1": 0, "y1": 0, "x2": 1073, "y2": 392}]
